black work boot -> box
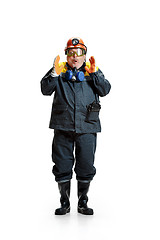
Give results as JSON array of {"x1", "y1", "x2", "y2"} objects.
[
  {"x1": 55, "y1": 181, "x2": 71, "y2": 215},
  {"x1": 77, "y1": 181, "x2": 94, "y2": 215}
]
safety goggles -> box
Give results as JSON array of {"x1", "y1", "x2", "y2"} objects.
[{"x1": 66, "y1": 48, "x2": 86, "y2": 57}]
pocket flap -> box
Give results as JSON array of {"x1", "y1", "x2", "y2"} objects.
[{"x1": 52, "y1": 104, "x2": 68, "y2": 113}]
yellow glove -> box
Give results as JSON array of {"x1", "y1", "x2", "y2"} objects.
[
  {"x1": 51, "y1": 55, "x2": 63, "y2": 76},
  {"x1": 85, "y1": 56, "x2": 96, "y2": 73}
]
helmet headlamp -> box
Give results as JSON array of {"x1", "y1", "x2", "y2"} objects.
[{"x1": 72, "y1": 38, "x2": 79, "y2": 46}]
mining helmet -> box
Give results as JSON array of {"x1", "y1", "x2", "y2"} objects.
[{"x1": 65, "y1": 37, "x2": 87, "y2": 55}]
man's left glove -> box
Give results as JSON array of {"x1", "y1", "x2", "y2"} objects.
[
  {"x1": 51, "y1": 55, "x2": 63, "y2": 77},
  {"x1": 85, "y1": 56, "x2": 96, "y2": 74}
]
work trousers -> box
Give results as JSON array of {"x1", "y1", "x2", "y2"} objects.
[{"x1": 52, "y1": 130, "x2": 97, "y2": 182}]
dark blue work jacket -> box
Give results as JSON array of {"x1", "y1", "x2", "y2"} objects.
[{"x1": 41, "y1": 63, "x2": 111, "y2": 133}]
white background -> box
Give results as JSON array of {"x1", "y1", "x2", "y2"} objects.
[{"x1": 0, "y1": 0, "x2": 160, "y2": 239}]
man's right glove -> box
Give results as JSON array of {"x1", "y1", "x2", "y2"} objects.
[{"x1": 51, "y1": 55, "x2": 63, "y2": 77}]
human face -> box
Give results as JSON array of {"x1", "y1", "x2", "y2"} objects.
[{"x1": 67, "y1": 48, "x2": 86, "y2": 69}]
